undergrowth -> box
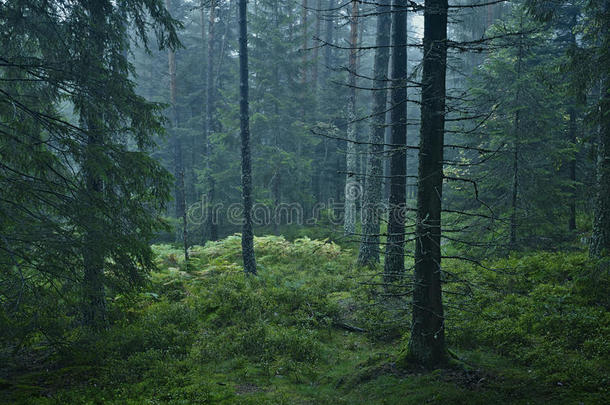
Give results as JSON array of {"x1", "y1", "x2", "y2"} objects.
[{"x1": 0, "y1": 235, "x2": 607, "y2": 404}]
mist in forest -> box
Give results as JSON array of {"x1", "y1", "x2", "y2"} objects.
[{"x1": 1, "y1": 0, "x2": 609, "y2": 403}]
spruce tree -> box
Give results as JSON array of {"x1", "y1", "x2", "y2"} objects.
[{"x1": 357, "y1": 0, "x2": 392, "y2": 267}]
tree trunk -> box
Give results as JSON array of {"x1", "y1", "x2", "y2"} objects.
[
  {"x1": 336, "y1": 137, "x2": 343, "y2": 209},
  {"x1": 203, "y1": 0, "x2": 218, "y2": 242},
  {"x1": 324, "y1": 0, "x2": 335, "y2": 205},
  {"x1": 384, "y1": 111, "x2": 391, "y2": 200},
  {"x1": 324, "y1": 0, "x2": 334, "y2": 70},
  {"x1": 302, "y1": 0, "x2": 308, "y2": 83},
  {"x1": 589, "y1": 0, "x2": 610, "y2": 257},
  {"x1": 590, "y1": 75, "x2": 610, "y2": 257},
  {"x1": 166, "y1": 0, "x2": 180, "y2": 216},
  {"x1": 568, "y1": 13, "x2": 578, "y2": 232},
  {"x1": 357, "y1": 0, "x2": 392, "y2": 266},
  {"x1": 509, "y1": 29, "x2": 523, "y2": 248},
  {"x1": 383, "y1": 0, "x2": 408, "y2": 280},
  {"x1": 509, "y1": 127, "x2": 519, "y2": 245},
  {"x1": 344, "y1": 0, "x2": 359, "y2": 236},
  {"x1": 272, "y1": 169, "x2": 281, "y2": 234},
  {"x1": 568, "y1": 105, "x2": 577, "y2": 232},
  {"x1": 165, "y1": 0, "x2": 187, "y2": 259},
  {"x1": 180, "y1": 170, "x2": 189, "y2": 261},
  {"x1": 313, "y1": 0, "x2": 321, "y2": 89},
  {"x1": 239, "y1": 0, "x2": 257, "y2": 274},
  {"x1": 407, "y1": 0, "x2": 448, "y2": 369},
  {"x1": 310, "y1": 0, "x2": 322, "y2": 208}
]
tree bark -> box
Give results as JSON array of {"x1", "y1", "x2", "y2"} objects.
[
  {"x1": 589, "y1": 0, "x2": 610, "y2": 257},
  {"x1": 324, "y1": 0, "x2": 334, "y2": 70},
  {"x1": 568, "y1": 105, "x2": 577, "y2": 232},
  {"x1": 203, "y1": 0, "x2": 218, "y2": 242},
  {"x1": 357, "y1": 0, "x2": 392, "y2": 266},
  {"x1": 302, "y1": 0, "x2": 309, "y2": 83},
  {"x1": 166, "y1": 0, "x2": 181, "y2": 217},
  {"x1": 239, "y1": 0, "x2": 257, "y2": 274},
  {"x1": 272, "y1": 169, "x2": 281, "y2": 234},
  {"x1": 384, "y1": 111, "x2": 391, "y2": 200},
  {"x1": 344, "y1": 0, "x2": 359, "y2": 236},
  {"x1": 407, "y1": 0, "x2": 448, "y2": 368},
  {"x1": 383, "y1": 0, "x2": 408, "y2": 279},
  {"x1": 567, "y1": 12, "x2": 578, "y2": 232},
  {"x1": 165, "y1": 0, "x2": 187, "y2": 259},
  {"x1": 509, "y1": 125, "x2": 520, "y2": 245},
  {"x1": 180, "y1": 170, "x2": 189, "y2": 261},
  {"x1": 590, "y1": 75, "x2": 610, "y2": 257},
  {"x1": 324, "y1": 0, "x2": 336, "y2": 205},
  {"x1": 313, "y1": 0, "x2": 321, "y2": 89},
  {"x1": 509, "y1": 28, "x2": 523, "y2": 248}
]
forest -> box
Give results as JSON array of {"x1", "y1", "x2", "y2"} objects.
[{"x1": 0, "y1": 0, "x2": 609, "y2": 403}]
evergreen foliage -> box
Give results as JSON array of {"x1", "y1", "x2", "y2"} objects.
[{"x1": 1, "y1": 0, "x2": 609, "y2": 400}]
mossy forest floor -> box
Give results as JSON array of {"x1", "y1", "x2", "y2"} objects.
[{"x1": 1, "y1": 235, "x2": 608, "y2": 404}]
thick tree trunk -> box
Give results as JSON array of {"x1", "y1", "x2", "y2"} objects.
[
  {"x1": 383, "y1": 0, "x2": 408, "y2": 280},
  {"x1": 357, "y1": 0, "x2": 392, "y2": 266},
  {"x1": 344, "y1": 0, "x2": 359, "y2": 236},
  {"x1": 239, "y1": 0, "x2": 257, "y2": 274},
  {"x1": 407, "y1": 0, "x2": 448, "y2": 368}
]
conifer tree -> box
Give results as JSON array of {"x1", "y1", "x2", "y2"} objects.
[
  {"x1": 408, "y1": 0, "x2": 448, "y2": 368},
  {"x1": 239, "y1": 0, "x2": 257, "y2": 274},
  {"x1": 384, "y1": 0, "x2": 408, "y2": 280},
  {"x1": 357, "y1": 0, "x2": 392, "y2": 266}
]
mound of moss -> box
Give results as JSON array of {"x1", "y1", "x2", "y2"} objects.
[{"x1": 1, "y1": 236, "x2": 607, "y2": 404}]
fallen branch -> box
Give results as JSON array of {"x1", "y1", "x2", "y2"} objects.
[{"x1": 333, "y1": 321, "x2": 367, "y2": 333}]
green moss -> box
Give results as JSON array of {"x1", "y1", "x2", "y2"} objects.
[{"x1": 3, "y1": 238, "x2": 608, "y2": 404}]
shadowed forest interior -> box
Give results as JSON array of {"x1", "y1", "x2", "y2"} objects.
[{"x1": 0, "y1": 0, "x2": 609, "y2": 403}]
